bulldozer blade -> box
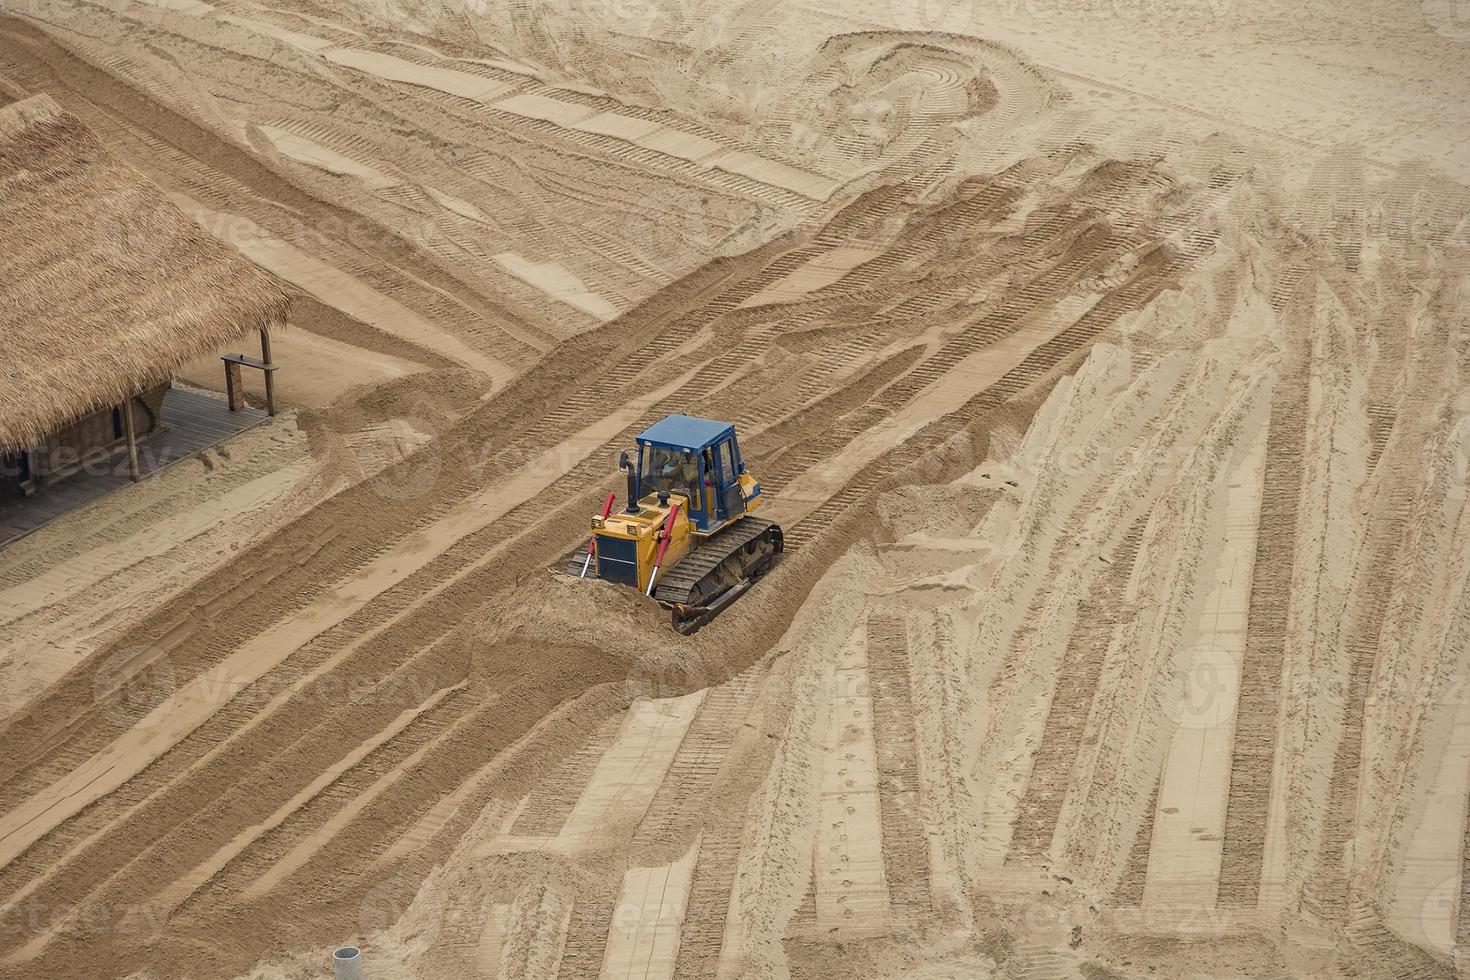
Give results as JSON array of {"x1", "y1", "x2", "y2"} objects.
[{"x1": 669, "y1": 577, "x2": 753, "y2": 635}]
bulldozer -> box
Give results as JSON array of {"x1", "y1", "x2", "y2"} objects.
[{"x1": 564, "y1": 413, "x2": 783, "y2": 634}]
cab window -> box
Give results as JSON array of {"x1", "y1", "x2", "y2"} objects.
[
  {"x1": 639, "y1": 444, "x2": 700, "y2": 507},
  {"x1": 718, "y1": 440, "x2": 736, "y2": 484}
]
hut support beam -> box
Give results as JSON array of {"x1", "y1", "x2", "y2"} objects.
[
  {"x1": 260, "y1": 328, "x2": 276, "y2": 416},
  {"x1": 121, "y1": 397, "x2": 140, "y2": 482},
  {"x1": 224, "y1": 359, "x2": 245, "y2": 411},
  {"x1": 21, "y1": 449, "x2": 40, "y2": 496}
]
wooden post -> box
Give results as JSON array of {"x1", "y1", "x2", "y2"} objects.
[
  {"x1": 224, "y1": 359, "x2": 244, "y2": 411},
  {"x1": 121, "y1": 397, "x2": 141, "y2": 482},
  {"x1": 259, "y1": 328, "x2": 276, "y2": 416},
  {"x1": 21, "y1": 448, "x2": 39, "y2": 496}
]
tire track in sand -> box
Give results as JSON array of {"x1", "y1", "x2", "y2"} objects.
[
  {"x1": 773, "y1": 171, "x2": 1232, "y2": 551},
  {"x1": 1142, "y1": 423, "x2": 1269, "y2": 910},
  {"x1": 596, "y1": 671, "x2": 771, "y2": 979},
  {"x1": 1007, "y1": 515, "x2": 1147, "y2": 863},
  {"x1": 781, "y1": 237, "x2": 1189, "y2": 554},
  {"x1": 602, "y1": 838, "x2": 703, "y2": 979},
  {"x1": 1312, "y1": 377, "x2": 1442, "y2": 920},
  {"x1": 867, "y1": 613, "x2": 932, "y2": 922},
  {"x1": 660, "y1": 678, "x2": 773, "y2": 979},
  {"x1": 1216, "y1": 290, "x2": 1308, "y2": 908},
  {"x1": 1458, "y1": 788, "x2": 1470, "y2": 964},
  {"x1": 556, "y1": 884, "x2": 620, "y2": 980},
  {"x1": 0, "y1": 270, "x2": 805, "y2": 957},
  {"x1": 507, "y1": 716, "x2": 626, "y2": 840},
  {"x1": 812, "y1": 624, "x2": 890, "y2": 938}
]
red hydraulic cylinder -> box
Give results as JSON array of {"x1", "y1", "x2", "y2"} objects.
[{"x1": 646, "y1": 500, "x2": 681, "y2": 595}]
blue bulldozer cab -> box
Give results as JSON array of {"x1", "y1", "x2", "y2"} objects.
[{"x1": 635, "y1": 414, "x2": 748, "y2": 533}]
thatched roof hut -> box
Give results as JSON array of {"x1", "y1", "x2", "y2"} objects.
[{"x1": 0, "y1": 94, "x2": 288, "y2": 451}]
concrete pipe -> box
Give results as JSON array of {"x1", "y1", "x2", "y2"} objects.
[{"x1": 332, "y1": 946, "x2": 366, "y2": 980}]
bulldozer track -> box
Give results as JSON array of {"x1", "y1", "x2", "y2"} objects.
[
  {"x1": 781, "y1": 241, "x2": 1193, "y2": 553},
  {"x1": 1007, "y1": 514, "x2": 1148, "y2": 863},
  {"x1": 1112, "y1": 769, "x2": 1164, "y2": 908},
  {"x1": 1309, "y1": 357, "x2": 1443, "y2": 920},
  {"x1": 867, "y1": 614, "x2": 932, "y2": 921},
  {"x1": 554, "y1": 886, "x2": 620, "y2": 980},
  {"x1": 1215, "y1": 400, "x2": 1307, "y2": 906},
  {"x1": 670, "y1": 829, "x2": 743, "y2": 979},
  {"x1": 653, "y1": 518, "x2": 782, "y2": 606}
]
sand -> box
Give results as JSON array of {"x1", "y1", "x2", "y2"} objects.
[{"x1": 0, "y1": 0, "x2": 1466, "y2": 978}]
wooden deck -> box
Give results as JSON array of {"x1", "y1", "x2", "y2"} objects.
[{"x1": 0, "y1": 387, "x2": 269, "y2": 548}]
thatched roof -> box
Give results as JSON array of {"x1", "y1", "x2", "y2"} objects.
[{"x1": 0, "y1": 94, "x2": 288, "y2": 450}]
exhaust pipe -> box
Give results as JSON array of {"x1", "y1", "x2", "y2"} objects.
[
  {"x1": 332, "y1": 946, "x2": 366, "y2": 980},
  {"x1": 620, "y1": 451, "x2": 640, "y2": 514}
]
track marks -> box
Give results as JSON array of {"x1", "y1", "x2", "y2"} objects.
[
  {"x1": 813, "y1": 624, "x2": 889, "y2": 937},
  {"x1": 557, "y1": 885, "x2": 619, "y2": 980},
  {"x1": 602, "y1": 837, "x2": 702, "y2": 980},
  {"x1": 559, "y1": 693, "x2": 706, "y2": 850},
  {"x1": 1217, "y1": 358, "x2": 1307, "y2": 907},
  {"x1": 1113, "y1": 772, "x2": 1162, "y2": 907},
  {"x1": 1366, "y1": 404, "x2": 1396, "y2": 473},
  {"x1": 0, "y1": 52, "x2": 1226, "y2": 970},
  {"x1": 1459, "y1": 784, "x2": 1470, "y2": 962},
  {"x1": 154, "y1": 684, "x2": 465, "y2": 914},
  {"x1": 322, "y1": 47, "x2": 515, "y2": 103},
  {"x1": 781, "y1": 228, "x2": 1194, "y2": 555},
  {"x1": 0, "y1": 222, "x2": 797, "y2": 968},
  {"x1": 1386, "y1": 696, "x2": 1470, "y2": 955},
  {"x1": 233, "y1": 684, "x2": 485, "y2": 903},
  {"x1": 167, "y1": 194, "x2": 515, "y2": 385},
  {"x1": 671, "y1": 830, "x2": 742, "y2": 979},
  {"x1": 867, "y1": 613, "x2": 932, "y2": 922},
  {"x1": 1345, "y1": 904, "x2": 1455, "y2": 980},
  {"x1": 510, "y1": 716, "x2": 624, "y2": 840},
  {"x1": 637, "y1": 670, "x2": 766, "y2": 846},
  {"x1": 1142, "y1": 425, "x2": 1268, "y2": 910},
  {"x1": 1007, "y1": 516, "x2": 1146, "y2": 863},
  {"x1": 498, "y1": 885, "x2": 572, "y2": 980}
]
